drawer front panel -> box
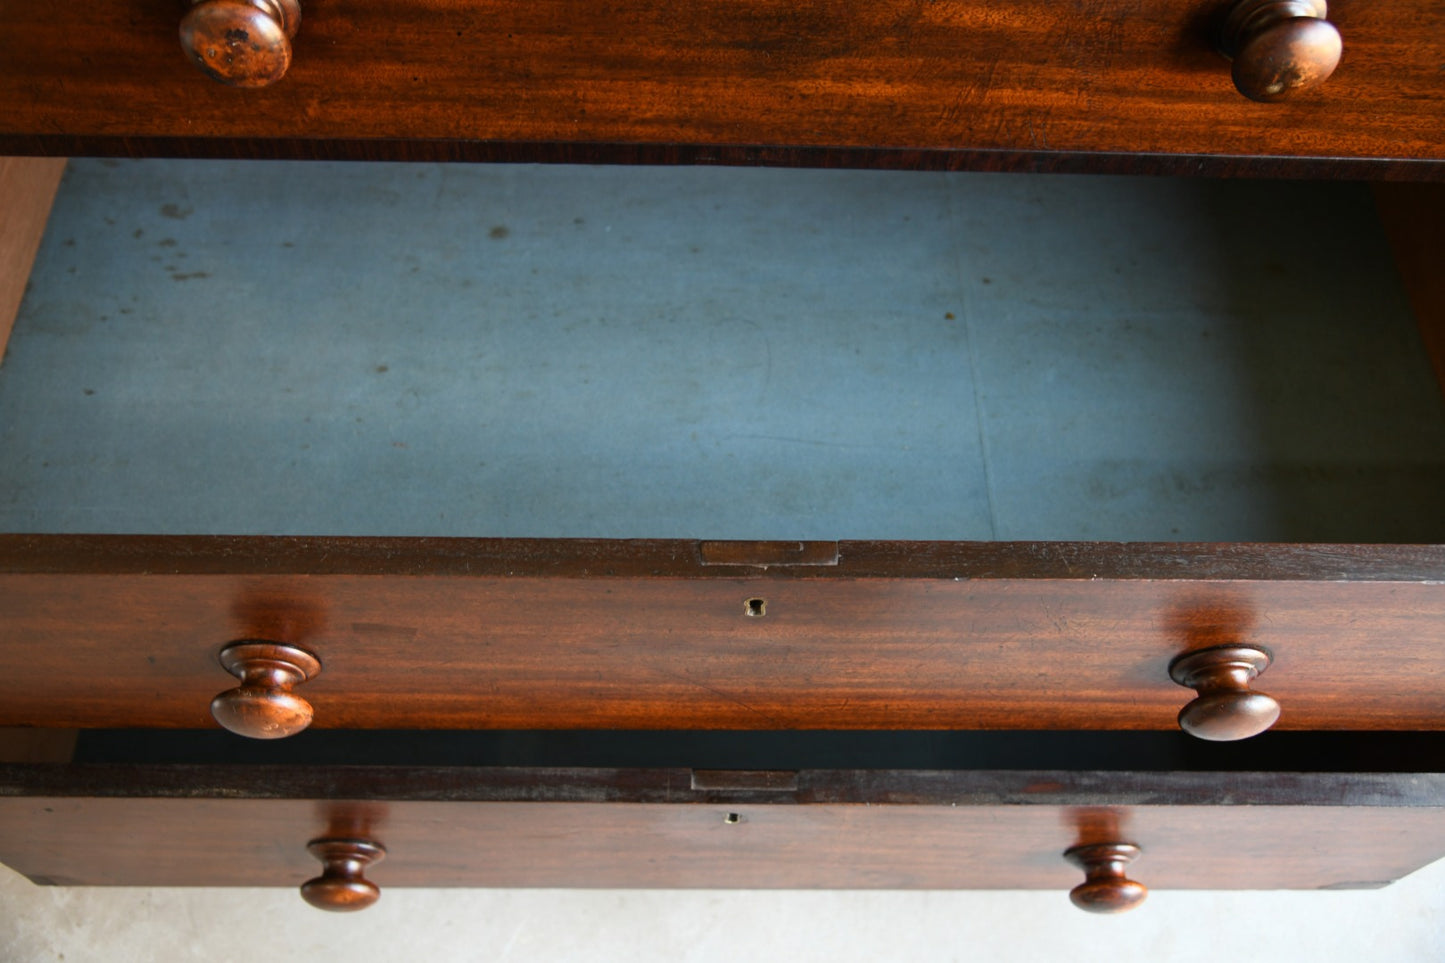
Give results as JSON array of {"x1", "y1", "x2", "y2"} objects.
[
  {"x1": 2, "y1": 773, "x2": 1443, "y2": 891},
  {"x1": 1, "y1": 0, "x2": 1444, "y2": 169},
  {"x1": 2, "y1": 536, "x2": 1442, "y2": 731}
]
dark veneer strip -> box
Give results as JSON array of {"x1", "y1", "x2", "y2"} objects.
[
  {"x1": 2, "y1": 138, "x2": 1444, "y2": 182},
  {"x1": 70, "y1": 729, "x2": 1445, "y2": 774},
  {"x1": 2, "y1": 764, "x2": 1443, "y2": 808},
  {"x1": 3, "y1": 535, "x2": 1443, "y2": 581}
]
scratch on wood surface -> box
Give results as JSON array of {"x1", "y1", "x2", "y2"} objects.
[
  {"x1": 1027, "y1": 111, "x2": 1052, "y2": 150},
  {"x1": 645, "y1": 663, "x2": 784, "y2": 727}
]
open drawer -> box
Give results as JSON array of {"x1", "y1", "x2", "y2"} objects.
[{"x1": 0, "y1": 160, "x2": 1443, "y2": 742}]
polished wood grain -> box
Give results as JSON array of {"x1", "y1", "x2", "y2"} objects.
[
  {"x1": 0, "y1": 157, "x2": 64, "y2": 365},
  {"x1": 1375, "y1": 184, "x2": 1445, "y2": 395},
  {"x1": 1, "y1": 766, "x2": 1442, "y2": 890},
  {"x1": 1, "y1": 1, "x2": 1444, "y2": 174},
  {"x1": 1, "y1": 537, "x2": 1442, "y2": 731}
]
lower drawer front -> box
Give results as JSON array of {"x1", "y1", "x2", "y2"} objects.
[{"x1": 2, "y1": 768, "x2": 1442, "y2": 894}]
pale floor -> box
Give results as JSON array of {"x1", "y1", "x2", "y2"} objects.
[{"x1": 3, "y1": 856, "x2": 1444, "y2": 962}]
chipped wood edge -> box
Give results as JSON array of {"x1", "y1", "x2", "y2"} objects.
[
  {"x1": 0, "y1": 729, "x2": 77, "y2": 764},
  {"x1": 0, "y1": 157, "x2": 66, "y2": 366},
  {"x1": 1374, "y1": 183, "x2": 1445, "y2": 398}
]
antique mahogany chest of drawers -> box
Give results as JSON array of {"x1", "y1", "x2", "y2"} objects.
[{"x1": 0, "y1": 0, "x2": 1443, "y2": 914}]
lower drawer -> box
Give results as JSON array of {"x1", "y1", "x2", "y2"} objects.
[
  {"x1": 3, "y1": 732, "x2": 1444, "y2": 912},
  {"x1": 2, "y1": 762, "x2": 1443, "y2": 911}
]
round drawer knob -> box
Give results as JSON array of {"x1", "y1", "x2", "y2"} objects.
[
  {"x1": 1064, "y1": 842, "x2": 1148, "y2": 914},
  {"x1": 179, "y1": 0, "x2": 302, "y2": 88},
  {"x1": 1221, "y1": 0, "x2": 1342, "y2": 102},
  {"x1": 210, "y1": 640, "x2": 321, "y2": 739},
  {"x1": 301, "y1": 839, "x2": 386, "y2": 912},
  {"x1": 1169, "y1": 644, "x2": 1280, "y2": 742}
]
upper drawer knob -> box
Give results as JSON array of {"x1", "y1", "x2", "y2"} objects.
[
  {"x1": 1169, "y1": 644, "x2": 1280, "y2": 741},
  {"x1": 1221, "y1": 0, "x2": 1342, "y2": 102},
  {"x1": 210, "y1": 640, "x2": 321, "y2": 739},
  {"x1": 179, "y1": 0, "x2": 301, "y2": 88},
  {"x1": 1063, "y1": 843, "x2": 1147, "y2": 914},
  {"x1": 301, "y1": 838, "x2": 386, "y2": 912}
]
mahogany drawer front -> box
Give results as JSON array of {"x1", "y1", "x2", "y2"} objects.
[
  {"x1": 2, "y1": 1, "x2": 1444, "y2": 174},
  {"x1": 2, "y1": 536, "x2": 1443, "y2": 732},
  {"x1": 2, "y1": 766, "x2": 1443, "y2": 893}
]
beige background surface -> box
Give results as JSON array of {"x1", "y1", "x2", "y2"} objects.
[{"x1": 3, "y1": 856, "x2": 1442, "y2": 962}]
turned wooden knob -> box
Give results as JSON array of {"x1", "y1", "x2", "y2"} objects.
[
  {"x1": 1221, "y1": 0, "x2": 1341, "y2": 102},
  {"x1": 1169, "y1": 644, "x2": 1280, "y2": 741},
  {"x1": 301, "y1": 839, "x2": 385, "y2": 912},
  {"x1": 210, "y1": 640, "x2": 321, "y2": 739},
  {"x1": 179, "y1": 0, "x2": 302, "y2": 87},
  {"x1": 1064, "y1": 843, "x2": 1148, "y2": 914}
]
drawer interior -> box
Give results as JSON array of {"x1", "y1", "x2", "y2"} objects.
[{"x1": 2, "y1": 160, "x2": 1442, "y2": 543}]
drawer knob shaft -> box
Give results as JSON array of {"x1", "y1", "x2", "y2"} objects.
[
  {"x1": 301, "y1": 838, "x2": 385, "y2": 912},
  {"x1": 1064, "y1": 843, "x2": 1147, "y2": 914},
  {"x1": 179, "y1": 0, "x2": 302, "y2": 88},
  {"x1": 1221, "y1": 0, "x2": 1341, "y2": 102},
  {"x1": 210, "y1": 640, "x2": 322, "y2": 739},
  {"x1": 1169, "y1": 644, "x2": 1280, "y2": 741}
]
